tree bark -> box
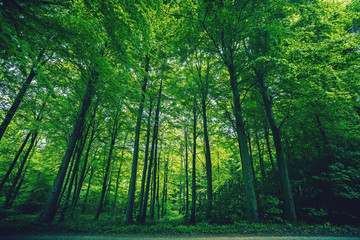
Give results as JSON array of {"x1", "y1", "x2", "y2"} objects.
[
  {"x1": 125, "y1": 55, "x2": 150, "y2": 225},
  {"x1": 95, "y1": 112, "x2": 119, "y2": 220},
  {"x1": 4, "y1": 131, "x2": 38, "y2": 208},
  {"x1": 39, "y1": 71, "x2": 96, "y2": 223},
  {"x1": 255, "y1": 131, "x2": 265, "y2": 180},
  {"x1": 228, "y1": 63, "x2": 259, "y2": 222},
  {"x1": 137, "y1": 101, "x2": 153, "y2": 221},
  {"x1": 264, "y1": 122, "x2": 276, "y2": 172},
  {"x1": 0, "y1": 131, "x2": 31, "y2": 193},
  {"x1": 0, "y1": 51, "x2": 46, "y2": 142},
  {"x1": 190, "y1": 98, "x2": 197, "y2": 225},
  {"x1": 82, "y1": 166, "x2": 94, "y2": 213},
  {"x1": 140, "y1": 80, "x2": 162, "y2": 223},
  {"x1": 111, "y1": 134, "x2": 127, "y2": 217},
  {"x1": 257, "y1": 73, "x2": 297, "y2": 223},
  {"x1": 201, "y1": 98, "x2": 213, "y2": 218},
  {"x1": 69, "y1": 116, "x2": 97, "y2": 217},
  {"x1": 184, "y1": 128, "x2": 189, "y2": 216}
]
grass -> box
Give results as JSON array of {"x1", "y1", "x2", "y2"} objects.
[{"x1": 0, "y1": 212, "x2": 359, "y2": 237}]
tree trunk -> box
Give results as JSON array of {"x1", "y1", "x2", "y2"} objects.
[
  {"x1": 82, "y1": 166, "x2": 94, "y2": 213},
  {"x1": 56, "y1": 143, "x2": 77, "y2": 211},
  {"x1": 140, "y1": 80, "x2": 162, "y2": 223},
  {"x1": 201, "y1": 98, "x2": 213, "y2": 218},
  {"x1": 137, "y1": 101, "x2": 153, "y2": 221},
  {"x1": 111, "y1": 134, "x2": 127, "y2": 217},
  {"x1": 4, "y1": 131, "x2": 38, "y2": 208},
  {"x1": 69, "y1": 119, "x2": 97, "y2": 217},
  {"x1": 247, "y1": 132, "x2": 256, "y2": 181},
  {"x1": 184, "y1": 129, "x2": 189, "y2": 217},
  {"x1": 39, "y1": 71, "x2": 96, "y2": 223},
  {"x1": 190, "y1": 98, "x2": 197, "y2": 225},
  {"x1": 125, "y1": 55, "x2": 150, "y2": 225},
  {"x1": 257, "y1": 73, "x2": 297, "y2": 223},
  {"x1": 0, "y1": 132, "x2": 31, "y2": 193},
  {"x1": 264, "y1": 122, "x2": 276, "y2": 172},
  {"x1": 60, "y1": 125, "x2": 90, "y2": 221},
  {"x1": 95, "y1": 112, "x2": 119, "y2": 220},
  {"x1": 0, "y1": 51, "x2": 46, "y2": 142},
  {"x1": 150, "y1": 131, "x2": 159, "y2": 220},
  {"x1": 161, "y1": 158, "x2": 169, "y2": 217},
  {"x1": 255, "y1": 131, "x2": 265, "y2": 180},
  {"x1": 228, "y1": 63, "x2": 258, "y2": 222}
]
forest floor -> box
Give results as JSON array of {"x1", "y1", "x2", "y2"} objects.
[
  {"x1": 1, "y1": 234, "x2": 360, "y2": 240},
  {"x1": 0, "y1": 214, "x2": 359, "y2": 240}
]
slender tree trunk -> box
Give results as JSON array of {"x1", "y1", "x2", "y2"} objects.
[
  {"x1": 184, "y1": 129, "x2": 189, "y2": 217},
  {"x1": 257, "y1": 73, "x2": 297, "y2": 223},
  {"x1": 95, "y1": 113, "x2": 119, "y2": 220},
  {"x1": 70, "y1": 119, "x2": 97, "y2": 217},
  {"x1": 141, "y1": 80, "x2": 162, "y2": 223},
  {"x1": 137, "y1": 102, "x2": 153, "y2": 221},
  {"x1": 82, "y1": 166, "x2": 94, "y2": 213},
  {"x1": 111, "y1": 134, "x2": 127, "y2": 217},
  {"x1": 264, "y1": 123, "x2": 276, "y2": 172},
  {"x1": 0, "y1": 51, "x2": 47, "y2": 142},
  {"x1": 56, "y1": 145, "x2": 77, "y2": 211},
  {"x1": 39, "y1": 71, "x2": 96, "y2": 223},
  {"x1": 60, "y1": 125, "x2": 90, "y2": 221},
  {"x1": 156, "y1": 152, "x2": 160, "y2": 219},
  {"x1": 0, "y1": 132, "x2": 31, "y2": 193},
  {"x1": 150, "y1": 132, "x2": 159, "y2": 220},
  {"x1": 4, "y1": 131, "x2": 38, "y2": 208},
  {"x1": 161, "y1": 157, "x2": 169, "y2": 218},
  {"x1": 228, "y1": 63, "x2": 258, "y2": 222},
  {"x1": 247, "y1": 132, "x2": 256, "y2": 181},
  {"x1": 190, "y1": 98, "x2": 197, "y2": 225},
  {"x1": 201, "y1": 98, "x2": 213, "y2": 219},
  {"x1": 125, "y1": 55, "x2": 150, "y2": 225},
  {"x1": 255, "y1": 131, "x2": 265, "y2": 180}
]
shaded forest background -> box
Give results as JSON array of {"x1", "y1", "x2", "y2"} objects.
[{"x1": 0, "y1": 0, "x2": 360, "y2": 228}]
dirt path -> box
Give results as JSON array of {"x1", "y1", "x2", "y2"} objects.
[{"x1": 0, "y1": 235, "x2": 359, "y2": 240}]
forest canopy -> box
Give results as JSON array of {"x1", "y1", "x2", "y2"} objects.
[{"x1": 0, "y1": 0, "x2": 359, "y2": 227}]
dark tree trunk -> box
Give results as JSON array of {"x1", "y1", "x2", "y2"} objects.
[
  {"x1": 141, "y1": 80, "x2": 162, "y2": 223},
  {"x1": 184, "y1": 129, "x2": 189, "y2": 217},
  {"x1": 201, "y1": 98, "x2": 213, "y2": 218},
  {"x1": 0, "y1": 132, "x2": 31, "y2": 193},
  {"x1": 228, "y1": 63, "x2": 258, "y2": 222},
  {"x1": 95, "y1": 112, "x2": 119, "y2": 220},
  {"x1": 255, "y1": 131, "x2": 265, "y2": 180},
  {"x1": 247, "y1": 132, "x2": 256, "y2": 181},
  {"x1": 56, "y1": 142, "x2": 77, "y2": 211},
  {"x1": 125, "y1": 55, "x2": 150, "y2": 225},
  {"x1": 69, "y1": 115, "x2": 97, "y2": 217},
  {"x1": 4, "y1": 131, "x2": 38, "y2": 208},
  {"x1": 150, "y1": 130, "x2": 159, "y2": 220},
  {"x1": 39, "y1": 71, "x2": 96, "y2": 223},
  {"x1": 190, "y1": 98, "x2": 197, "y2": 225},
  {"x1": 161, "y1": 158, "x2": 169, "y2": 217},
  {"x1": 111, "y1": 134, "x2": 127, "y2": 217},
  {"x1": 82, "y1": 166, "x2": 94, "y2": 213},
  {"x1": 257, "y1": 73, "x2": 297, "y2": 223},
  {"x1": 0, "y1": 51, "x2": 46, "y2": 142},
  {"x1": 156, "y1": 152, "x2": 160, "y2": 219},
  {"x1": 137, "y1": 101, "x2": 153, "y2": 221},
  {"x1": 264, "y1": 123, "x2": 276, "y2": 172},
  {"x1": 60, "y1": 125, "x2": 90, "y2": 221}
]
